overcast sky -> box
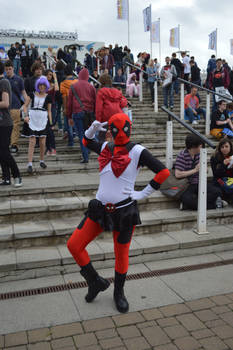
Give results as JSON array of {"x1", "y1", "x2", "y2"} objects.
[{"x1": 1, "y1": 0, "x2": 233, "y2": 69}]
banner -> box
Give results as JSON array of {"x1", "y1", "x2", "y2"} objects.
[
  {"x1": 151, "y1": 21, "x2": 160, "y2": 43},
  {"x1": 230, "y1": 39, "x2": 233, "y2": 55},
  {"x1": 208, "y1": 30, "x2": 217, "y2": 51},
  {"x1": 169, "y1": 27, "x2": 179, "y2": 48},
  {"x1": 117, "y1": 0, "x2": 128, "y2": 20},
  {"x1": 143, "y1": 6, "x2": 151, "y2": 32}
]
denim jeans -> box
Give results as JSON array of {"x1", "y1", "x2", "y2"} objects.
[
  {"x1": 185, "y1": 107, "x2": 206, "y2": 123},
  {"x1": 163, "y1": 83, "x2": 174, "y2": 107},
  {"x1": 73, "y1": 112, "x2": 89, "y2": 161},
  {"x1": 13, "y1": 59, "x2": 21, "y2": 76},
  {"x1": 174, "y1": 79, "x2": 179, "y2": 94},
  {"x1": 64, "y1": 115, "x2": 74, "y2": 146}
]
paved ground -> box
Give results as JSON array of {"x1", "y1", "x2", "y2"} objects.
[
  {"x1": 1, "y1": 260, "x2": 233, "y2": 349},
  {"x1": 0, "y1": 292, "x2": 233, "y2": 350}
]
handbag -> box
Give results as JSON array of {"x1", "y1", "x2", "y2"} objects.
[
  {"x1": 71, "y1": 85, "x2": 95, "y2": 130},
  {"x1": 160, "y1": 170, "x2": 189, "y2": 199},
  {"x1": 217, "y1": 177, "x2": 233, "y2": 194}
]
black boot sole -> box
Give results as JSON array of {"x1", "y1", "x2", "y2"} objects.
[{"x1": 114, "y1": 295, "x2": 129, "y2": 313}]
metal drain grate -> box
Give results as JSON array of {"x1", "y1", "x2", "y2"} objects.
[{"x1": 1, "y1": 258, "x2": 233, "y2": 301}]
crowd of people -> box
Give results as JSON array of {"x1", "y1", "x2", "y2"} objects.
[{"x1": 0, "y1": 39, "x2": 233, "y2": 208}]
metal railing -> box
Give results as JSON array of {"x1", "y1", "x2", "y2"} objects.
[
  {"x1": 161, "y1": 106, "x2": 215, "y2": 235},
  {"x1": 177, "y1": 78, "x2": 233, "y2": 135}
]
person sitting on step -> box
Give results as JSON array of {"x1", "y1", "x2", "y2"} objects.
[
  {"x1": 210, "y1": 100, "x2": 233, "y2": 140},
  {"x1": 211, "y1": 138, "x2": 233, "y2": 204},
  {"x1": 184, "y1": 86, "x2": 206, "y2": 125},
  {"x1": 126, "y1": 72, "x2": 139, "y2": 98},
  {"x1": 175, "y1": 133, "x2": 224, "y2": 210}
]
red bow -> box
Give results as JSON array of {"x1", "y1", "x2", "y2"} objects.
[{"x1": 98, "y1": 146, "x2": 131, "y2": 178}]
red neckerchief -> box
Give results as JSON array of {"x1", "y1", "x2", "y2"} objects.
[{"x1": 98, "y1": 144, "x2": 131, "y2": 178}]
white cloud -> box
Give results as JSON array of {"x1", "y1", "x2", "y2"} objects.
[{"x1": 1, "y1": 0, "x2": 233, "y2": 69}]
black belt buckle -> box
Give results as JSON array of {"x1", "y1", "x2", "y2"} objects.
[{"x1": 105, "y1": 203, "x2": 116, "y2": 213}]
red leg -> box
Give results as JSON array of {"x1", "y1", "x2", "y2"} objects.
[
  {"x1": 113, "y1": 226, "x2": 135, "y2": 274},
  {"x1": 67, "y1": 217, "x2": 103, "y2": 266}
]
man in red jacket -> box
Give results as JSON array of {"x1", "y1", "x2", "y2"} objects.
[
  {"x1": 96, "y1": 74, "x2": 128, "y2": 123},
  {"x1": 67, "y1": 68, "x2": 96, "y2": 163},
  {"x1": 95, "y1": 74, "x2": 128, "y2": 141}
]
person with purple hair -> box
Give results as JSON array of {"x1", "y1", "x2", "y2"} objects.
[{"x1": 22, "y1": 76, "x2": 52, "y2": 173}]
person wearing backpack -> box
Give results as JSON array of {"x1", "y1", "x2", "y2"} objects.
[{"x1": 67, "y1": 68, "x2": 96, "y2": 163}]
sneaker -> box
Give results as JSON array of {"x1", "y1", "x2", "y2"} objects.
[
  {"x1": 14, "y1": 177, "x2": 22, "y2": 187},
  {"x1": 46, "y1": 150, "x2": 52, "y2": 156},
  {"x1": 51, "y1": 149, "x2": 57, "y2": 156},
  {"x1": 40, "y1": 162, "x2": 47, "y2": 169},
  {"x1": 222, "y1": 200, "x2": 228, "y2": 207},
  {"x1": 10, "y1": 145, "x2": 18, "y2": 154},
  {"x1": 80, "y1": 159, "x2": 88, "y2": 164},
  {"x1": 58, "y1": 129, "x2": 63, "y2": 136},
  {"x1": 0, "y1": 179, "x2": 11, "y2": 186},
  {"x1": 179, "y1": 202, "x2": 183, "y2": 210},
  {"x1": 215, "y1": 196, "x2": 223, "y2": 209},
  {"x1": 192, "y1": 120, "x2": 198, "y2": 125},
  {"x1": 27, "y1": 165, "x2": 33, "y2": 174},
  {"x1": 170, "y1": 105, "x2": 174, "y2": 110}
]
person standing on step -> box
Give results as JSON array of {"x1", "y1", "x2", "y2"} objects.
[
  {"x1": 181, "y1": 51, "x2": 191, "y2": 93},
  {"x1": 146, "y1": 59, "x2": 157, "y2": 106},
  {"x1": 160, "y1": 56, "x2": 177, "y2": 110},
  {"x1": 44, "y1": 69, "x2": 59, "y2": 156},
  {"x1": 60, "y1": 64, "x2": 78, "y2": 147},
  {"x1": 67, "y1": 113, "x2": 170, "y2": 313},
  {"x1": 67, "y1": 67, "x2": 96, "y2": 163},
  {"x1": 0, "y1": 61, "x2": 22, "y2": 187},
  {"x1": 5, "y1": 60, "x2": 28, "y2": 155},
  {"x1": 22, "y1": 76, "x2": 52, "y2": 173},
  {"x1": 96, "y1": 73, "x2": 128, "y2": 141}
]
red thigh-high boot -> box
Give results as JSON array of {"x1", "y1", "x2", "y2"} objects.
[
  {"x1": 67, "y1": 217, "x2": 110, "y2": 302},
  {"x1": 113, "y1": 227, "x2": 135, "y2": 313}
]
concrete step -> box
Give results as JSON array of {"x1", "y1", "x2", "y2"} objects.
[
  {"x1": 1, "y1": 224, "x2": 233, "y2": 282},
  {"x1": 1, "y1": 205, "x2": 233, "y2": 250}
]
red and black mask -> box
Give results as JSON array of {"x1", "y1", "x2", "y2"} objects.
[{"x1": 108, "y1": 113, "x2": 131, "y2": 145}]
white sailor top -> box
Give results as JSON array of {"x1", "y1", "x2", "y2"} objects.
[{"x1": 84, "y1": 138, "x2": 168, "y2": 205}]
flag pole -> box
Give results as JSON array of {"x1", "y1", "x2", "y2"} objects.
[
  {"x1": 178, "y1": 24, "x2": 181, "y2": 52},
  {"x1": 215, "y1": 27, "x2": 218, "y2": 57},
  {"x1": 150, "y1": 4, "x2": 152, "y2": 58},
  {"x1": 127, "y1": 0, "x2": 130, "y2": 48},
  {"x1": 158, "y1": 17, "x2": 161, "y2": 64}
]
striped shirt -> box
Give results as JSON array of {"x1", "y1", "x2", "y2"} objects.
[{"x1": 175, "y1": 149, "x2": 199, "y2": 184}]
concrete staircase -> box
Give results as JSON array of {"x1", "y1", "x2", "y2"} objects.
[{"x1": 1, "y1": 85, "x2": 232, "y2": 283}]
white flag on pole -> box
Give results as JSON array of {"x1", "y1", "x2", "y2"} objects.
[
  {"x1": 151, "y1": 21, "x2": 160, "y2": 43},
  {"x1": 208, "y1": 30, "x2": 217, "y2": 51},
  {"x1": 143, "y1": 6, "x2": 151, "y2": 32},
  {"x1": 230, "y1": 39, "x2": 233, "y2": 55},
  {"x1": 117, "y1": 0, "x2": 128, "y2": 20},
  {"x1": 169, "y1": 27, "x2": 179, "y2": 48}
]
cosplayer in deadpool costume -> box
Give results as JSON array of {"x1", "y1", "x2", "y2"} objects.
[{"x1": 67, "y1": 113, "x2": 170, "y2": 313}]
